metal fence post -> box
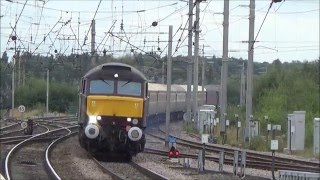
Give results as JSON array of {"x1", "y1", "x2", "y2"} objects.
[
  {"x1": 233, "y1": 151, "x2": 238, "y2": 175},
  {"x1": 219, "y1": 151, "x2": 224, "y2": 172},
  {"x1": 240, "y1": 151, "x2": 246, "y2": 178}
]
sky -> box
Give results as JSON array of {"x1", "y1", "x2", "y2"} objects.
[{"x1": 0, "y1": 0, "x2": 319, "y2": 63}]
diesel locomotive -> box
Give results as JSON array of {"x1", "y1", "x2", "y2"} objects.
[
  {"x1": 78, "y1": 62, "x2": 207, "y2": 160},
  {"x1": 78, "y1": 62, "x2": 148, "y2": 159}
]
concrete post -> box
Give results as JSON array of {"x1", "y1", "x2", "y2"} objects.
[
  {"x1": 165, "y1": 25, "x2": 173, "y2": 147},
  {"x1": 186, "y1": 0, "x2": 194, "y2": 123},
  {"x1": 220, "y1": 0, "x2": 230, "y2": 136},
  {"x1": 245, "y1": 0, "x2": 255, "y2": 143}
]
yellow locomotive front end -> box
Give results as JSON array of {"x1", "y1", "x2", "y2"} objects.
[
  {"x1": 86, "y1": 96, "x2": 143, "y2": 118},
  {"x1": 78, "y1": 63, "x2": 148, "y2": 160}
]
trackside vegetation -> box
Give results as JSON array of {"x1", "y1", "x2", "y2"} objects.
[{"x1": 0, "y1": 52, "x2": 319, "y2": 149}]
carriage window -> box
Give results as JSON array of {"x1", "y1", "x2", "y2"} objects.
[
  {"x1": 89, "y1": 80, "x2": 114, "y2": 94},
  {"x1": 117, "y1": 81, "x2": 142, "y2": 96}
]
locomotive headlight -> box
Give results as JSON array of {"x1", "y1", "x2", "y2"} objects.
[
  {"x1": 89, "y1": 116, "x2": 98, "y2": 124},
  {"x1": 96, "y1": 116, "x2": 102, "y2": 121},
  {"x1": 127, "y1": 117, "x2": 132, "y2": 122},
  {"x1": 132, "y1": 118, "x2": 138, "y2": 125}
]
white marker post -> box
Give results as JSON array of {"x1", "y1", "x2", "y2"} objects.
[
  {"x1": 18, "y1": 105, "x2": 25, "y2": 120},
  {"x1": 199, "y1": 134, "x2": 209, "y2": 172}
]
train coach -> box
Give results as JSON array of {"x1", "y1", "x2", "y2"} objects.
[{"x1": 147, "y1": 83, "x2": 206, "y2": 125}]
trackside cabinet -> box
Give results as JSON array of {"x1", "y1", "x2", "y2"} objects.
[{"x1": 287, "y1": 111, "x2": 305, "y2": 151}]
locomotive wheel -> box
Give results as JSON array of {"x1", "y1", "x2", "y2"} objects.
[
  {"x1": 78, "y1": 127, "x2": 86, "y2": 149},
  {"x1": 125, "y1": 153, "x2": 132, "y2": 162},
  {"x1": 140, "y1": 134, "x2": 146, "y2": 152}
]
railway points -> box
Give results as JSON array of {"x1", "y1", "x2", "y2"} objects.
[{"x1": 0, "y1": 0, "x2": 318, "y2": 179}]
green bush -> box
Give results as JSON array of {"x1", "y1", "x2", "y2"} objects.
[
  {"x1": 15, "y1": 77, "x2": 78, "y2": 113},
  {"x1": 249, "y1": 136, "x2": 267, "y2": 151},
  {"x1": 182, "y1": 122, "x2": 198, "y2": 134}
]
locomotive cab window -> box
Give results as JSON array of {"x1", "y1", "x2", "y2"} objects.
[
  {"x1": 117, "y1": 81, "x2": 142, "y2": 96},
  {"x1": 81, "y1": 79, "x2": 86, "y2": 94},
  {"x1": 89, "y1": 79, "x2": 114, "y2": 94}
]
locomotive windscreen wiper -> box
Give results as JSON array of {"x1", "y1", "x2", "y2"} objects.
[
  {"x1": 121, "y1": 80, "x2": 132, "y2": 87},
  {"x1": 99, "y1": 78, "x2": 111, "y2": 86}
]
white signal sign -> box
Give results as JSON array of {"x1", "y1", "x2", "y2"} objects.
[
  {"x1": 21, "y1": 121, "x2": 27, "y2": 129},
  {"x1": 201, "y1": 134, "x2": 209, "y2": 144},
  {"x1": 237, "y1": 121, "x2": 241, "y2": 128},
  {"x1": 18, "y1": 105, "x2": 25, "y2": 113}
]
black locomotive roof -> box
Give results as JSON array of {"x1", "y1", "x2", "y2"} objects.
[{"x1": 83, "y1": 62, "x2": 147, "y2": 81}]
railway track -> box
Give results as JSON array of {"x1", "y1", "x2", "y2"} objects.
[
  {"x1": 0, "y1": 124, "x2": 49, "y2": 139},
  {"x1": 4, "y1": 124, "x2": 78, "y2": 180},
  {"x1": 0, "y1": 124, "x2": 50, "y2": 144},
  {"x1": 45, "y1": 127, "x2": 79, "y2": 179},
  {"x1": 3, "y1": 118, "x2": 164, "y2": 180},
  {"x1": 148, "y1": 130, "x2": 320, "y2": 173},
  {"x1": 0, "y1": 116, "x2": 76, "y2": 145},
  {"x1": 143, "y1": 147, "x2": 319, "y2": 174},
  {"x1": 0, "y1": 123, "x2": 19, "y2": 132},
  {"x1": 92, "y1": 156, "x2": 168, "y2": 180},
  {"x1": 0, "y1": 123, "x2": 22, "y2": 136},
  {"x1": 186, "y1": 133, "x2": 320, "y2": 168}
]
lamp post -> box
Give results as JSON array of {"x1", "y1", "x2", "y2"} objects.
[
  {"x1": 46, "y1": 68, "x2": 49, "y2": 115},
  {"x1": 11, "y1": 35, "x2": 17, "y2": 117}
]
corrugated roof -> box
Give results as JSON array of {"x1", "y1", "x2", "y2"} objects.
[
  {"x1": 205, "y1": 85, "x2": 220, "y2": 91},
  {"x1": 149, "y1": 83, "x2": 206, "y2": 92}
]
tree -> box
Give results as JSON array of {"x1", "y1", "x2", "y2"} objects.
[{"x1": 1, "y1": 51, "x2": 9, "y2": 64}]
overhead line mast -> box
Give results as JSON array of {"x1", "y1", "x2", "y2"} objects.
[
  {"x1": 186, "y1": 0, "x2": 193, "y2": 123},
  {"x1": 220, "y1": 0, "x2": 230, "y2": 143},
  {"x1": 192, "y1": 0, "x2": 201, "y2": 123},
  {"x1": 245, "y1": 0, "x2": 255, "y2": 142}
]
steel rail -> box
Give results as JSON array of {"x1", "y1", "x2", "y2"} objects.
[
  {"x1": 92, "y1": 157, "x2": 123, "y2": 180},
  {"x1": 45, "y1": 126, "x2": 78, "y2": 180},
  {"x1": 146, "y1": 133, "x2": 320, "y2": 173},
  {"x1": 91, "y1": 154, "x2": 169, "y2": 180},
  {"x1": 0, "y1": 123, "x2": 19, "y2": 131},
  {"x1": 130, "y1": 161, "x2": 169, "y2": 180},
  {"x1": 4, "y1": 125, "x2": 76, "y2": 180},
  {"x1": 0, "y1": 124, "x2": 50, "y2": 140},
  {"x1": 143, "y1": 148, "x2": 320, "y2": 173},
  {"x1": 183, "y1": 132, "x2": 320, "y2": 168},
  {"x1": 155, "y1": 128, "x2": 320, "y2": 168}
]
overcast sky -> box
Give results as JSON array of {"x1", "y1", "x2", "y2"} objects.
[{"x1": 1, "y1": 0, "x2": 319, "y2": 63}]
